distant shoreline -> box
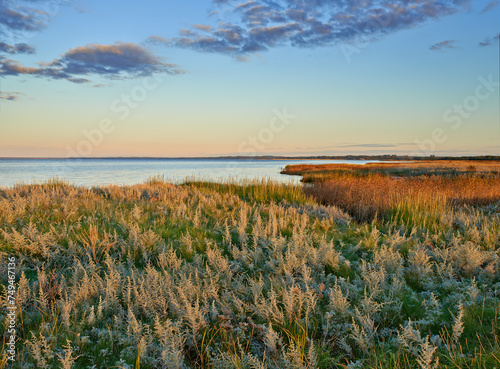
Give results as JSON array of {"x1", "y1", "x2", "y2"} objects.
[{"x1": 1, "y1": 155, "x2": 499, "y2": 161}]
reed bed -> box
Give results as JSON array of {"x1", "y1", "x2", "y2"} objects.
[
  {"x1": 282, "y1": 160, "x2": 500, "y2": 178},
  {"x1": 0, "y1": 178, "x2": 499, "y2": 368},
  {"x1": 304, "y1": 173, "x2": 500, "y2": 223}
]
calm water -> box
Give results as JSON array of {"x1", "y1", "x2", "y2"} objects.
[{"x1": 0, "y1": 158, "x2": 380, "y2": 187}]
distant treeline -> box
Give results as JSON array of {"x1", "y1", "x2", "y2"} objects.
[
  {"x1": 244, "y1": 155, "x2": 500, "y2": 161},
  {"x1": 2, "y1": 155, "x2": 499, "y2": 161}
]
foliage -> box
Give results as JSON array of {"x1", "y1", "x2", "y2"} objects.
[{"x1": 0, "y1": 178, "x2": 499, "y2": 368}]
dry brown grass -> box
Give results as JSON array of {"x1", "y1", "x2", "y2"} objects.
[
  {"x1": 1, "y1": 179, "x2": 499, "y2": 368},
  {"x1": 282, "y1": 160, "x2": 500, "y2": 177},
  {"x1": 301, "y1": 172, "x2": 500, "y2": 222}
]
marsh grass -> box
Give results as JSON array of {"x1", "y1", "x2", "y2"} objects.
[
  {"x1": 0, "y1": 177, "x2": 499, "y2": 368},
  {"x1": 183, "y1": 178, "x2": 313, "y2": 205},
  {"x1": 299, "y1": 171, "x2": 500, "y2": 223},
  {"x1": 281, "y1": 160, "x2": 500, "y2": 178}
]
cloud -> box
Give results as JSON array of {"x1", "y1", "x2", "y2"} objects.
[
  {"x1": 0, "y1": 42, "x2": 183, "y2": 83},
  {"x1": 480, "y1": 0, "x2": 499, "y2": 13},
  {"x1": 0, "y1": 42, "x2": 36, "y2": 55},
  {"x1": 479, "y1": 33, "x2": 500, "y2": 47},
  {"x1": 338, "y1": 143, "x2": 411, "y2": 148},
  {"x1": 290, "y1": 142, "x2": 414, "y2": 151},
  {"x1": 51, "y1": 43, "x2": 182, "y2": 77},
  {"x1": 193, "y1": 24, "x2": 213, "y2": 32},
  {"x1": 0, "y1": 91, "x2": 24, "y2": 101},
  {"x1": 0, "y1": 0, "x2": 64, "y2": 37},
  {"x1": 145, "y1": 35, "x2": 172, "y2": 47},
  {"x1": 429, "y1": 40, "x2": 455, "y2": 51},
  {"x1": 150, "y1": 0, "x2": 471, "y2": 58}
]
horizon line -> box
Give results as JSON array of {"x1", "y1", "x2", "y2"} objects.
[{"x1": 1, "y1": 154, "x2": 499, "y2": 160}]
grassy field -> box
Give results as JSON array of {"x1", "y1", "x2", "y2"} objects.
[
  {"x1": 281, "y1": 160, "x2": 500, "y2": 179},
  {"x1": 0, "y1": 175, "x2": 499, "y2": 368},
  {"x1": 281, "y1": 160, "x2": 500, "y2": 223}
]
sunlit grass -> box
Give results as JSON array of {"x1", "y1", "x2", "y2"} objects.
[
  {"x1": 0, "y1": 177, "x2": 499, "y2": 368},
  {"x1": 183, "y1": 177, "x2": 313, "y2": 205},
  {"x1": 295, "y1": 170, "x2": 500, "y2": 224}
]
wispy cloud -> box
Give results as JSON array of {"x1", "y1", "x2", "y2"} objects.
[
  {"x1": 0, "y1": 0, "x2": 64, "y2": 37},
  {"x1": 0, "y1": 91, "x2": 24, "y2": 101},
  {"x1": 0, "y1": 42, "x2": 183, "y2": 83},
  {"x1": 480, "y1": 0, "x2": 499, "y2": 13},
  {"x1": 479, "y1": 33, "x2": 500, "y2": 47},
  {"x1": 338, "y1": 143, "x2": 414, "y2": 148},
  {"x1": 290, "y1": 142, "x2": 415, "y2": 151},
  {"x1": 148, "y1": 0, "x2": 471, "y2": 58},
  {"x1": 429, "y1": 40, "x2": 455, "y2": 51},
  {"x1": 0, "y1": 42, "x2": 35, "y2": 55}
]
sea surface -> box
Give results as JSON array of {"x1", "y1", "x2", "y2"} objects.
[{"x1": 0, "y1": 158, "x2": 380, "y2": 187}]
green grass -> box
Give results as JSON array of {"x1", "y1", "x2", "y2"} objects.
[
  {"x1": 0, "y1": 178, "x2": 499, "y2": 368},
  {"x1": 182, "y1": 178, "x2": 313, "y2": 205}
]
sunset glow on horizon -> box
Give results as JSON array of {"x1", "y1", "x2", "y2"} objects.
[{"x1": 0, "y1": 0, "x2": 498, "y2": 157}]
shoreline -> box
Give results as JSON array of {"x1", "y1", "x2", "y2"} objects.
[{"x1": 1, "y1": 155, "x2": 500, "y2": 161}]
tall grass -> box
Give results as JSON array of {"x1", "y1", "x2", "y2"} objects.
[
  {"x1": 282, "y1": 160, "x2": 500, "y2": 178},
  {"x1": 0, "y1": 178, "x2": 499, "y2": 368},
  {"x1": 303, "y1": 172, "x2": 500, "y2": 223},
  {"x1": 183, "y1": 177, "x2": 313, "y2": 205}
]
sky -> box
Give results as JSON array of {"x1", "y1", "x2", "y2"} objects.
[{"x1": 0, "y1": 0, "x2": 498, "y2": 157}]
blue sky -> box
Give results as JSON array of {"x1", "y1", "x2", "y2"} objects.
[{"x1": 0, "y1": 0, "x2": 498, "y2": 157}]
